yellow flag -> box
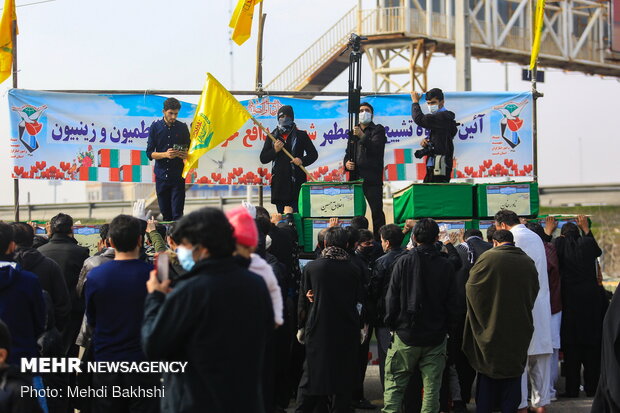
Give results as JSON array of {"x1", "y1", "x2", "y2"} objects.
[
  {"x1": 229, "y1": 0, "x2": 262, "y2": 46},
  {"x1": 183, "y1": 73, "x2": 252, "y2": 178},
  {"x1": 529, "y1": 0, "x2": 546, "y2": 70},
  {"x1": 0, "y1": 0, "x2": 17, "y2": 84}
]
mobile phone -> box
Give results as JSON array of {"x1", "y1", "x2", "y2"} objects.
[{"x1": 154, "y1": 253, "x2": 169, "y2": 283}]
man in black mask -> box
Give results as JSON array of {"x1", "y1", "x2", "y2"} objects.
[
  {"x1": 260, "y1": 105, "x2": 318, "y2": 213},
  {"x1": 344, "y1": 102, "x2": 387, "y2": 239},
  {"x1": 411, "y1": 89, "x2": 458, "y2": 183}
]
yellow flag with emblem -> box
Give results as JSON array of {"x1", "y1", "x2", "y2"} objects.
[
  {"x1": 229, "y1": 0, "x2": 262, "y2": 46},
  {"x1": 0, "y1": 0, "x2": 17, "y2": 84},
  {"x1": 182, "y1": 73, "x2": 252, "y2": 178},
  {"x1": 529, "y1": 0, "x2": 546, "y2": 70}
]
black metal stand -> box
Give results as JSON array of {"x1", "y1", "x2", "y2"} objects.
[{"x1": 343, "y1": 33, "x2": 366, "y2": 182}]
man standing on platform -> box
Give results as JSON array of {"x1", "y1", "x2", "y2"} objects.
[
  {"x1": 260, "y1": 105, "x2": 318, "y2": 213},
  {"x1": 146, "y1": 97, "x2": 190, "y2": 221},
  {"x1": 410, "y1": 89, "x2": 458, "y2": 183},
  {"x1": 344, "y1": 102, "x2": 387, "y2": 239}
]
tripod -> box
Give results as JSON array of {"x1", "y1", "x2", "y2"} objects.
[{"x1": 343, "y1": 33, "x2": 366, "y2": 182}]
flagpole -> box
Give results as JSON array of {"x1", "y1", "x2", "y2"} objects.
[
  {"x1": 255, "y1": 1, "x2": 266, "y2": 206},
  {"x1": 11, "y1": 18, "x2": 20, "y2": 221},
  {"x1": 250, "y1": 117, "x2": 315, "y2": 181}
]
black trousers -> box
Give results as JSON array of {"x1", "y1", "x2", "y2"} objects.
[
  {"x1": 295, "y1": 366, "x2": 352, "y2": 413},
  {"x1": 423, "y1": 167, "x2": 452, "y2": 183},
  {"x1": 362, "y1": 182, "x2": 385, "y2": 240},
  {"x1": 275, "y1": 200, "x2": 299, "y2": 214},
  {"x1": 563, "y1": 341, "x2": 601, "y2": 396},
  {"x1": 475, "y1": 373, "x2": 521, "y2": 413},
  {"x1": 91, "y1": 372, "x2": 161, "y2": 413},
  {"x1": 155, "y1": 177, "x2": 186, "y2": 221}
]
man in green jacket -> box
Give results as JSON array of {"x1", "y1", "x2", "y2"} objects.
[{"x1": 462, "y1": 229, "x2": 539, "y2": 413}]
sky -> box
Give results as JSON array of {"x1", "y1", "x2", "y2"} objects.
[{"x1": 1, "y1": 0, "x2": 619, "y2": 204}]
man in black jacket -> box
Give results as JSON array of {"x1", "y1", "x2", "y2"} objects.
[
  {"x1": 452, "y1": 229, "x2": 492, "y2": 410},
  {"x1": 142, "y1": 207, "x2": 273, "y2": 413},
  {"x1": 411, "y1": 89, "x2": 458, "y2": 183},
  {"x1": 260, "y1": 105, "x2": 318, "y2": 213},
  {"x1": 369, "y1": 224, "x2": 406, "y2": 388},
  {"x1": 383, "y1": 218, "x2": 459, "y2": 413},
  {"x1": 37, "y1": 213, "x2": 90, "y2": 356},
  {"x1": 11, "y1": 222, "x2": 70, "y2": 333},
  {"x1": 344, "y1": 102, "x2": 387, "y2": 238}
]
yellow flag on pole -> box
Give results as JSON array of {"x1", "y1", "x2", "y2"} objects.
[
  {"x1": 0, "y1": 0, "x2": 17, "y2": 84},
  {"x1": 229, "y1": 0, "x2": 262, "y2": 46},
  {"x1": 182, "y1": 73, "x2": 252, "y2": 178},
  {"x1": 529, "y1": 0, "x2": 546, "y2": 70}
]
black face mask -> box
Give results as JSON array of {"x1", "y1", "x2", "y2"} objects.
[
  {"x1": 359, "y1": 246, "x2": 374, "y2": 256},
  {"x1": 278, "y1": 117, "x2": 293, "y2": 132}
]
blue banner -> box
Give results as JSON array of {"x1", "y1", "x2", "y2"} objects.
[{"x1": 8, "y1": 89, "x2": 533, "y2": 184}]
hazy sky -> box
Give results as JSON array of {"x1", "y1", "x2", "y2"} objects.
[{"x1": 1, "y1": 0, "x2": 619, "y2": 204}]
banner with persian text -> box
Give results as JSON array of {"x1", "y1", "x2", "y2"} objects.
[{"x1": 7, "y1": 89, "x2": 534, "y2": 184}]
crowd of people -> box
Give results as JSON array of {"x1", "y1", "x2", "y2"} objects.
[{"x1": 0, "y1": 204, "x2": 617, "y2": 413}]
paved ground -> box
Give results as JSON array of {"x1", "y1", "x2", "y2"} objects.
[{"x1": 285, "y1": 365, "x2": 594, "y2": 412}]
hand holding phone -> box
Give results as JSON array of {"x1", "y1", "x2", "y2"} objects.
[{"x1": 154, "y1": 253, "x2": 169, "y2": 283}]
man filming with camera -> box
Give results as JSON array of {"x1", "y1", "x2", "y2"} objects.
[{"x1": 411, "y1": 89, "x2": 458, "y2": 183}]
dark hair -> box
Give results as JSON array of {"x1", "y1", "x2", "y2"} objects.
[
  {"x1": 345, "y1": 226, "x2": 360, "y2": 252},
  {"x1": 317, "y1": 228, "x2": 328, "y2": 248},
  {"x1": 494, "y1": 210, "x2": 520, "y2": 227},
  {"x1": 0, "y1": 223, "x2": 14, "y2": 255},
  {"x1": 359, "y1": 102, "x2": 374, "y2": 114},
  {"x1": 324, "y1": 227, "x2": 349, "y2": 249},
  {"x1": 350, "y1": 216, "x2": 369, "y2": 230},
  {"x1": 525, "y1": 222, "x2": 546, "y2": 242},
  {"x1": 166, "y1": 222, "x2": 181, "y2": 244},
  {"x1": 255, "y1": 217, "x2": 271, "y2": 236},
  {"x1": 560, "y1": 222, "x2": 580, "y2": 239},
  {"x1": 412, "y1": 218, "x2": 439, "y2": 245},
  {"x1": 358, "y1": 229, "x2": 374, "y2": 243},
  {"x1": 109, "y1": 215, "x2": 141, "y2": 253},
  {"x1": 463, "y1": 229, "x2": 483, "y2": 240},
  {"x1": 10, "y1": 222, "x2": 34, "y2": 248},
  {"x1": 163, "y1": 97, "x2": 181, "y2": 111},
  {"x1": 174, "y1": 207, "x2": 236, "y2": 258},
  {"x1": 0, "y1": 319, "x2": 11, "y2": 354},
  {"x1": 486, "y1": 225, "x2": 496, "y2": 243},
  {"x1": 99, "y1": 223, "x2": 110, "y2": 241},
  {"x1": 137, "y1": 219, "x2": 147, "y2": 235},
  {"x1": 426, "y1": 88, "x2": 444, "y2": 101},
  {"x1": 379, "y1": 224, "x2": 404, "y2": 248},
  {"x1": 32, "y1": 235, "x2": 48, "y2": 249},
  {"x1": 50, "y1": 213, "x2": 73, "y2": 235},
  {"x1": 255, "y1": 206, "x2": 271, "y2": 223},
  {"x1": 492, "y1": 229, "x2": 514, "y2": 244}
]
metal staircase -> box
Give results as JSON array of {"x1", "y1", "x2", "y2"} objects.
[{"x1": 266, "y1": 0, "x2": 620, "y2": 94}]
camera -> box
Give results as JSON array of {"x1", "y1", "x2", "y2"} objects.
[{"x1": 414, "y1": 143, "x2": 434, "y2": 159}]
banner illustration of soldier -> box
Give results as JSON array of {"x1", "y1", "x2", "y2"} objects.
[{"x1": 8, "y1": 89, "x2": 534, "y2": 185}]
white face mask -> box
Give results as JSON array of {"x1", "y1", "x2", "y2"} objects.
[
  {"x1": 359, "y1": 111, "x2": 372, "y2": 125},
  {"x1": 427, "y1": 104, "x2": 439, "y2": 114}
]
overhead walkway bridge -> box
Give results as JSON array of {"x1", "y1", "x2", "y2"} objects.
[{"x1": 266, "y1": 0, "x2": 618, "y2": 94}]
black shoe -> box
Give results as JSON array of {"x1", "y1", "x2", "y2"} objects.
[
  {"x1": 452, "y1": 400, "x2": 469, "y2": 413},
  {"x1": 352, "y1": 399, "x2": 377, "y2": 410}
]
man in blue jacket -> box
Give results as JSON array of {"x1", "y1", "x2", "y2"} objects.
[{"x1": 0, "y1": 222, "x2": 45, "y2": 365}]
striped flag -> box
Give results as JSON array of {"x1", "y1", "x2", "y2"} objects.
[{"x1": 121, "y1": 165, "x2": 154, "y2": 183}]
